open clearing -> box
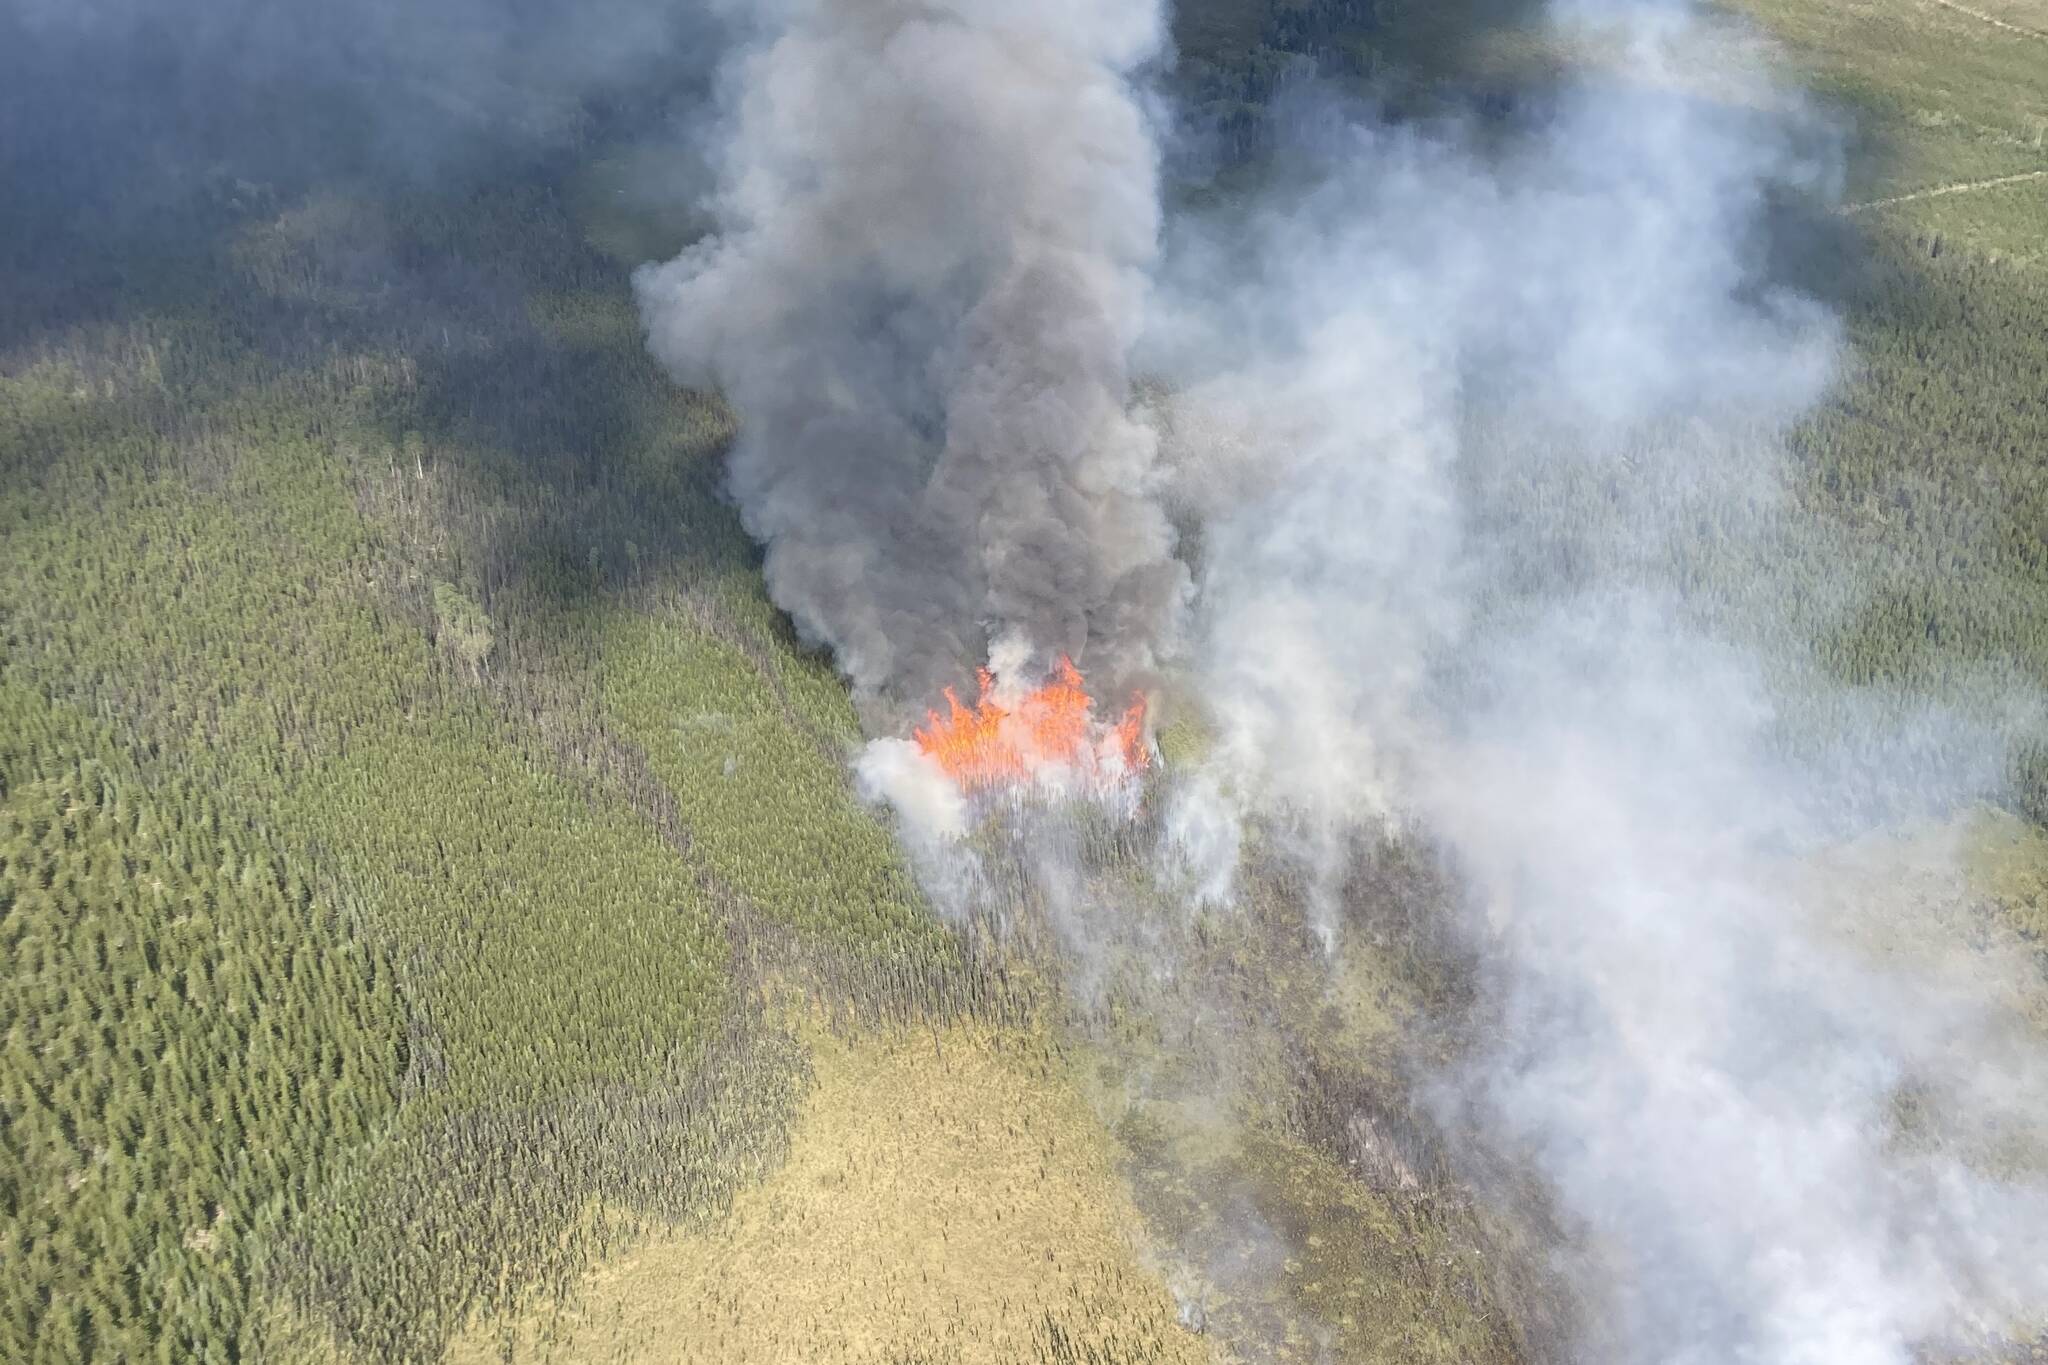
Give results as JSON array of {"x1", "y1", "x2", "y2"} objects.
[
  {"x1": 1734, "y1": 0, "x2": 2048, "y2": 253},
  {"x1": 447, "y1": 1024, "x2": 1207, "y2": 1365}
]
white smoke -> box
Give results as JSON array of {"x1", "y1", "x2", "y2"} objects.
[
  {"x1": 1419, "y1": 612, "x2": 2048, "y2": 1364},
  {"x1": 1157, "y1": 1, "x2": 2048, "y2": 1360},
  {"x1": 854, "y1": 739, "x2": 969, "y2": 845}
]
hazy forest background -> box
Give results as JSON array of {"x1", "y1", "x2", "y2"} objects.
[{"x1": 4, "y1": 0, "x2": 2048, "y2": 1360}]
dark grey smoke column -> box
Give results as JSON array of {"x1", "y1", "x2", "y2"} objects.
[{"x1": 635, "y1": 0, "x2": 1186, "y2": 714}]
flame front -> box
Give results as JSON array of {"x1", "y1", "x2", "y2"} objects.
[{"x1": 914, "y1": 656, "x2": 1148, "y2": 792}]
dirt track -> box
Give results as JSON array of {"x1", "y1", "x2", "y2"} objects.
[{"x1": 1842, "y1": 168, "x2": 2048, "y2": 212}]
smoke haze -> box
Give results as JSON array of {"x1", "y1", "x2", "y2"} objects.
[
  {"x1": 1154, "y1": 4, "x2": 2048, "y2": 1361},
  {"x1": 654, "y1": 0, "x2": 2048, "y2": 1359},
  {"x1": 2, "y1": 0, "x2": 719, "y2": 181}
]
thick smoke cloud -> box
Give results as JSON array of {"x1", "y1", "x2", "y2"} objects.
[
  {"x1": 633, "y1": 0, "x2": 1188, "y2": 710},
  {"x1": 1156, "y1": 2, "x2": 2048, "y2": 1361},
  {"x1": 647, "y1": 0, "x2": 2048, "y2": 1355}
]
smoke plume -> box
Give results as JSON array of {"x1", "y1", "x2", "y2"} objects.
[
  {"x1": 633, "y1": 0, "x2": 1188, "y2": 709},
  {"x1": 1155, "y1": 2, "x2": 2048, "y2": 1361},
  {"x1": 642, "y1": 0, "x2": 2048, "y2": 1359}
]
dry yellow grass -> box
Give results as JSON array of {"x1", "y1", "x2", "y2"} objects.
[
  {"x1": 1968, "y1": 808, "x2": 2048, "y2": 947},
  {"x1": 1795, "y1": 813, "x2": 2048, "y2": 1193},
  {"x1": 448, "y1": 1022, "x2": 1211, "y2": 1365},
  {"x1": 1801, "y1": 810, "x2": 2048, "y2": 1036}
]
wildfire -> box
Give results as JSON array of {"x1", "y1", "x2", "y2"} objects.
[{"x1": 914, "y1": 656, "x2": 1148, "y2": 792}]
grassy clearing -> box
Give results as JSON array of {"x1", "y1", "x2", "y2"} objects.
[
  {"x1": 446, "y1": 1021, "x2": 1206, "y2": 1365},
  {"x1": 1731, "y1": 0, "x2": 2048, "y2": 250},
  {"x1": 1966, "y1": 809, "x2": 2048, "y2": 953}
]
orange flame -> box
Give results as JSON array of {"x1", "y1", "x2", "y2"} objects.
[{"x1": 914, "y1": 655, "x2": 1149, "y2": 792}]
